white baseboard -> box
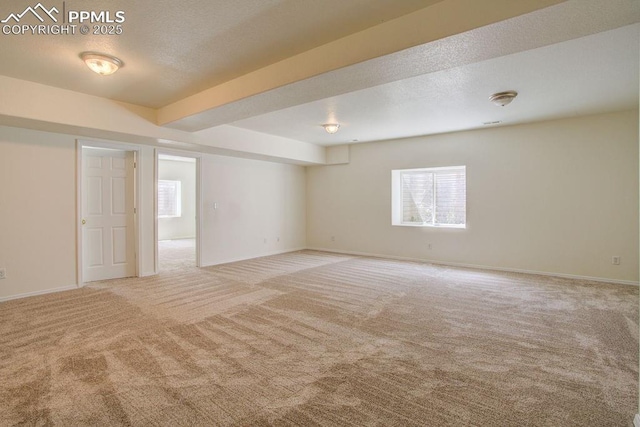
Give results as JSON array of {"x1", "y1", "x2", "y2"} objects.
[
  {"x1": 0, "y1": 284, "x2": 80, "y2": 303},
  {"x1": 634, "y1": 413, "x2": 640, "y2": 427},
  {"x1": 200, "y1": 247, "x2": 308, "y2": 268},
  {"x1": 306, "y1": 247, "x2": 639, "y2": 287},
  {"x1": 2, "y1": 246, "x2": 634, "y2": 302}
]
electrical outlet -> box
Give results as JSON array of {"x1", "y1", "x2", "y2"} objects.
[
  {"x1": 428, "y1": 243, "x2": 432, "y2": 250},
  {"x1": 612, "y1": 256, "x2": 621, "y2": 265},
  {"x1": 263, "y1": 238, "x2": 267, "y2": 244},
  {"x1": 0, "y1": 268, "x2": 6, "y2": 279},
  {"x1": 331, "y1": 236, "x2": 335, "y2": 242}
]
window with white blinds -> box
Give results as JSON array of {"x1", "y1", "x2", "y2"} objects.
[
  {"x1": 391, "y1": 166, "x2": 466, "y2": 228},
  {"x1": 158, "y1": 180, "x2": 182, "y2": 218}
]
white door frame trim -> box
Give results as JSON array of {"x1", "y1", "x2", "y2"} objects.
[
  {"x1": 76, "y1": 139, "x2": 142, "y2": 286},
  {"x1": 154, "y1": 148, "x2": 203, "y2": 273}
]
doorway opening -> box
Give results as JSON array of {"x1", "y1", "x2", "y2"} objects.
[{"x1": 157, "y1": 153, "x2": 199, "y2": 272}]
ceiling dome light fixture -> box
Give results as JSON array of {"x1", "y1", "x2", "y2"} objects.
[
  {"x1": 489, "y1": 91, "x2": 518, "y2": 107},
  {"x1": 80, "y1": 52, "x2": 123, "y2": 76},
  {"x1": 322, "y1": 123, "x2": 340, "y2": 134}
]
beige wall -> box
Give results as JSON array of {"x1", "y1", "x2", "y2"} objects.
[
  {"x1": 307, "y1": 110, "x2": 639, "y2": 283},
  {"x1": 0, "y1": 125, "x2": 307, "y2": 300}
]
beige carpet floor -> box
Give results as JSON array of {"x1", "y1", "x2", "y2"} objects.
[
  {"x1": 158, "y1": 239, "x2": 196, "y2": 272},
  {"x1": 0, "y1": 251, "x2": 637, "y2": 426}
]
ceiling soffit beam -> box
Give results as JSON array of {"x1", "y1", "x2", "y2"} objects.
[
  {"x1": 0, "y1": 75, "x2": 326, "y2": 165},
  {"x1": 157, "y1": 0, "x2": 565, "y2": 130}
]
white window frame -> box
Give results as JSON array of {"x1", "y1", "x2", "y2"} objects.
[
  {"x1": 158, "y1": 179, "x2": 182, "y2": 218},
  {"x1": 391, "y1": 166, "x2": 466, "y2": 228}
]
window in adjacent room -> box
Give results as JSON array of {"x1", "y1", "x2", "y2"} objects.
[
  {"x1": 158, "y1": 180, "x2": 182, "y2": 218},
  {"x1": 391, "y1": 166, "x2": 466, "y2": 228}
]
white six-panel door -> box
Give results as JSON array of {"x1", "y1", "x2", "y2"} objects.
[{"x1": 82, "y1": 148, "x2": 136, "y2": 282}]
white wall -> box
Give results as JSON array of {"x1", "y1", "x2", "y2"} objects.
[
  {"x1": 0, "y1": 128, "x2": 158, "y2": 299},
  {"x1": 200, "y1": 154, "x2": 307, "y2": 266},
  {"x1": 0, "y1": 125, "x2": 307, "y2": 300},
  {"x1": 158, "y1": 159, "x2": 196, "y2": 241},
  {"x1": 0, "y1": 109, "x2": 635, "y2": 301},
  {"x1": 307, "y1": 110, "x2": 639, "y2": 283},
  {"x1": 139, "y1": 145, "x2": 157, "y2": 277},
  {"x1": 0, "y1": 127, "x2": 77, "y2": 298}
]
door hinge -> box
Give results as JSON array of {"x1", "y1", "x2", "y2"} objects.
[
  {"x1": 134, "y1": 162, "x2": 137, "y2": 168},
  {"x1": 134, "y1": 208, "x2": 137, "y2": 214}
]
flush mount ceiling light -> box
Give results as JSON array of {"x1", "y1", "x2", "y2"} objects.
[
  {"x1": 80, "y1": 52, "x2": 123, "y2": 76},
  {"x1": 322, "y1": 123, "x2": 340, "y2": 134},
  {"x1": 489, "y1": 91, "x2": 518, "y2": 107}
]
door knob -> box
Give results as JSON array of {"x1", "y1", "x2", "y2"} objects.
[{"x1": 82, "y1": 219, "x2": 86, "y2": 225}]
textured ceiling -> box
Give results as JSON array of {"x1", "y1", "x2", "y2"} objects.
[
  {"x1": 164, "y1": 0, "x2": 640, "y2": 134},
  {"x1": 0, "y1": 0, "x2": 637, "y2": 148},
  {"x1": 0, "y1": 0, "x2": 437, "y2": 108},
  {"x1": 231, "y1": 24, "x2": 639, "y2": 145}
]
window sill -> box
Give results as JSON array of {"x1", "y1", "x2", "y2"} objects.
[{"x1": 392, "y1": 223, "x2": 466, "y2": 229}]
